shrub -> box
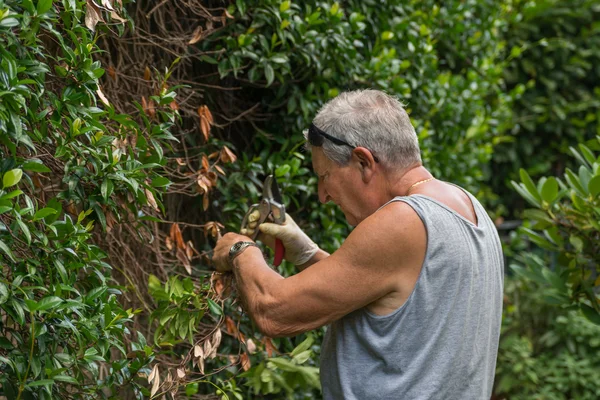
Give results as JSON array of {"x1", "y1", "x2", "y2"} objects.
[
  {"x1": 511, "y1": 135, "x2": 600, "y2": 322},
  {"x1": 0, "y1": 0, "x2": 177, "y2": 397}
]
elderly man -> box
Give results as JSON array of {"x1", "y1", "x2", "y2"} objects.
[{"x1": 213, "y1": 89, "x2": 504, "y2": 399}]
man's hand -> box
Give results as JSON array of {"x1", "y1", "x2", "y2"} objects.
[
  {"x1": 251, "y1": 213, "x2": 319, "y2": 266},
  {"x1": 213, "y1": 232, "x2": 255, "y2": 273}
]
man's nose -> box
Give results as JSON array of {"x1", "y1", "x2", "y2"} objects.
[{"x1": 318, "y1": 183, "x2": 331, "y2": 204}]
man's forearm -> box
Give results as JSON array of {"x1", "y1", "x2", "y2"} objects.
[
  {"x1": 232, "y1": 246, "x2": 285, "y2": 335},
  {"x1": 296, "y1": 248, "x2": 330, "y2": 271}
]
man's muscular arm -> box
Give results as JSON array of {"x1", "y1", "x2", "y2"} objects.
[{"x1": 214, "y1": 201, "x2": 426, "y2": 337}]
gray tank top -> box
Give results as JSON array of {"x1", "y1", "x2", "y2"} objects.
[{"x1": 320, "y1": 190, "x2": 504, "y2": 399}]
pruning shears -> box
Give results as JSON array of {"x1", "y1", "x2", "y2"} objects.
[{"x1": 241, "y1": 175, "x2": 286, "y2": 266}]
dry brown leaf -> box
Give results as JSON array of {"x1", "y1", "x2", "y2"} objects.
[
  {"x1": 177, "y1": 248, "x2": 192, "y2": 275},
  {"x1": 207, "y1": 171, "x2": 218, "y2": 186},
  {"x1": 208, "y1": 151, "x2": 220, "y2": 160},
  {"x1": 176, "y1": 368, "x2": 185, "y2": 379},
  {"x1": 141, "y1": 96, "x2": 148, "y2": 113},
  {"x1": 201, "y1": 155, "x2": 210, "y2": 171},
  {"x1": 85, "y1": 0, "x2": 102, "y2": 31},
  {"x1": 200, "y1": 118, "x2": 210, "y2": 142},
  {"x1": 240, "y1": 353, "x2": 251, "y2": 371},
  {"x1": 203, "y1": 192, "x2": 209, "y2": 211},
  {"x1": 194, "y1": 345, "x2": 204, "y2": 358},
  {"x1": 220, "y1": 146, "x2": 237, "y2": 164},
  {"x1": 107, "y1": 65, "x2": 116, "y2": 79},
  {"x1": 225, "y1": 316, "x2": 238, "y2": 337},
  {"x1": 246, "y1": 338, "x2": 257, "y2": 354},
  {"x1": 198, "y1": 355, "x2": 205, "y2": 374},
  {"x1": 263, "y1": 337, "x2": 278, "y2": 357},
  {"x1": 148, "y1": 364, "x2": 159, "y2": 384},
  {"x1": 170, "y1": 223, "x2": 185, "y2": 249},
  {"x1": 145, "y1": 188, "x2": 159, "y2": 211},
  {"x1": 169, "y1": 100, "x2": 179, "y2": 111},
  {"x1": 214, "y1": 165, "x2": 226, "y2": 176},
  {"x1": 212, "y1": 329, "x2": 222, "y2": 349},
  {"x1": 206, "y1": 19, "x2": 214, "y2": 31},
  {"x1": 100, "y1": 0, "x2": 114, "y2": 10},
  {"x1": 224, "y1": 9, "x2": 234, "y2": 19},
  {"x1": 165, "y1": 236, "x2": 173, "y2": 251},
  {"x1": 147, "y1": 99, "x2": 156, "y2": 118},
  {"x1": 185, "y1": 240, "x2": 195, "y2": 260},
  {"x1": 175, "y1": 157, "x2": 185, "y2": 166},
  {"x1": 109, "y1": 10, "x2": 127, "y2": 23},
  {"x1": 203, "y1": 340, "x2": 212, "y2": 360},
  {"x1": 189, "y1": 26, "x2": 204, "y2": 45},
  {"x1": 97, "y1": 87, "x2": 110, "y2": 106},
  {"x1": 144, "y1": 66, "x2": 151, "y2": 81},
  {"x1": 150, "y1": 365, "x2": 160, "y2": 397}
]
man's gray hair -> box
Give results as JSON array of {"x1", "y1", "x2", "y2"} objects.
[{"x1": 305, "y1": 89, "x2": 422, "y2": 170}]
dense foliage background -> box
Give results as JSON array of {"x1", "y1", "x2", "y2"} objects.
[{"x1": 1, "y1": 0, "x2": 598, "y2": 398}]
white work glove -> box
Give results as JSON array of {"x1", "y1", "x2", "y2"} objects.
[{"x1": 242, "y1": 212, "x2": 319, "y2": 266}]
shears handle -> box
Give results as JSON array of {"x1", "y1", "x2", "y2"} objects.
[{"x1": 274, "y1": 239, "x2": 285, "y2": 267}]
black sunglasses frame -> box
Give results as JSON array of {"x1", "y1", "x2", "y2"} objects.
[{"x1": 307, "y1": 123, "x2": 380, "y2": 163}]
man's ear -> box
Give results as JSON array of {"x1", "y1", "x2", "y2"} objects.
[{"x1": 352, "y1": 147, "x2": 376, "y2": 183}]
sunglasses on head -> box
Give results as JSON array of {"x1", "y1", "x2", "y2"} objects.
[{"x1": 307, "y1": 123, "x2": 379, "y2": 163}]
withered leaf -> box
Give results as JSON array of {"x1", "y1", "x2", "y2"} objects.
[
  {"x1": 85, "y1": 0, "x2": 102, "y2": 31},
  {"x1": 215, "y1": 165, "x2": 226, "y2": 176},
  {"x1": 165, "y1": 236, "x2": 173, "y2": 251},
  {"x1": 148, "y1": 364, "x2": 159, "y2": 384},
  {"x1": 100, "y1": 0, "x2": 114, "y2": 10},
  {"x1": 220, "y1": 146, "x2": 237, "y2": 164},
  {"x1": 97, "y1": 86, "x2": 110, "y2": 106},
  {"x1": 240, "y1": 353, "x2": 251, "y2": 371},
  {"x1": 176, "y1": 368, "x2": 186, "y2": 379},
  {"x1": 145, "y1": 188, "x2": 159, "y2": 212},
  {"x1": 169, "y1": 223, "x2": 185, "y2": 249},
  {"x1": 194, "y1": 345, "x2": 204, "y2": 358},
  {"x1": 212, "y1": 329, "x2": 222, "y2": 349},
  {"x1": 144, "y1": 66, "x2": 151, "y2": 81},
  {"x1": 169, "y1": 100, "x2": 179, "y2": 111},
  {"x1": 185, "y1": 240, "x2": 195, "y2": 260},
  {"x1": 246, "y1": 338, "x2": 257, "y2": 354},
  {"x1": 110, "y1": 10, "x2": 127, "y2": 23},
  {"x1": 189, "y1": 26, "x2": 204, "y2": 45},
  {"x1": 225, "y1": 316, "x2": 238, "y2": 337},
  {"x1": 107, "y1": 65, "x2": 116, "y2": 79},
  {"x1": 201, "y1": 155, "x2": 210, "y2": 171},
  {"x1": 177, "y1": 248, "x2": 192, "y2": 275},
  {"x1": 203, "y1": 192, "x2": 209, "y2": 211},
  {"x1": 263, "y1": 337, "x2": 278, "y2": 357},
  {"x1": 175, "y1": 157, "x2": 185, "y2": 166}
]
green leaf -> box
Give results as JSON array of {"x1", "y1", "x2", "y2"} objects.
[
  {"x1": 519, "y1": 169, "x2": 541, "y2": 202},
  {"x1": 37, "y1": 0, "x2": 53, "y2": 14},
  {"x1": 264, "y1": 64, "x2": 275, "y2": 86},
  {"x1": 588, "y1": 175, "x2": 600, "y2": 197},
  {"x1": 540, "y1": 177, "x2": 558, "y2": 203},
  {"x1": 16, "y1": 219, "x2": 31, "y2": 244},
  {"x1": 26, "y1": 379, "x2": 54, "y2": 388},
  {"x1": 1, "y1": 190, "x2": 23, "y2": 200},
  {"x1": 3, "y1": 169, "x2": 23, "y2": 188},
  {"x1": 0, "y1": 239, "x2": 15, "y2": 262},
  {"x1": 207, "y1": 298, "x2": 222, "y2": 315},
  {"x1": 290, "y1": 335, "x2": 314, "y2": 357},
  {"x1": 151, "y1": 177, "x2": 170, "y2": 187},
  {"x1": 580, "y1": 304, "x2": 600, "y2": 325},
  {"x1": 53, "y1": 375, "x2": 79, "y2": 384},
  {"x1": 22, "y1": 162, "x2": 51, "y2": 173},
  {"x1": 0, "y1": 283, "x2": 9, "y2": 305},
  {"x1": 36, "y1": 296, "x2": 63, "y2": 311},
  {"x1": 279, "y1": 1, "x2": 290, "y2": 12},
  {"x1": 33, "y1": 207, "x2": 58, "y2": 221}
]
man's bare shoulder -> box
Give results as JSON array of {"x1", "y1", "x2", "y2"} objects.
[{"x1": 337, "y1": 199, "x2": 426, "y2": 275}]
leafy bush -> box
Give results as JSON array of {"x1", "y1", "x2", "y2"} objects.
[
  {"x1": 495, "y1": 272, "x2": 600, "y2": 399},
  {"x1": 492, "y1": 0, "x2": 600, "y2": 213},
  {"x1": 511, "y1": 135, "x2": 600, "y2": 322},
  {"x1": 0, "y1": 0, "x2": 178, "y2": 397}
]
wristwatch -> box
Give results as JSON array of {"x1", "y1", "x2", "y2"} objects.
[{"x1": 228, "y1": 241, "x2": 259, "y2": 266}]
